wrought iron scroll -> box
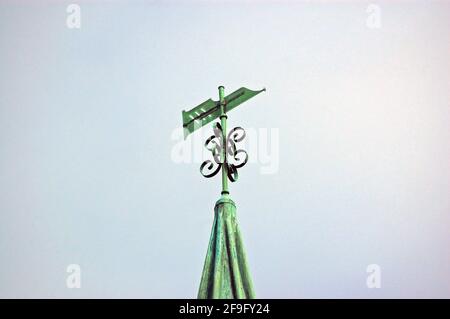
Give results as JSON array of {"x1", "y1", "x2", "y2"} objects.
[{"x1": 200, "y1": 122, "x2": 248, "y2": 182}]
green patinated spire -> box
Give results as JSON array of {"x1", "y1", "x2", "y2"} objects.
[
  {"x1": 181, "y1": 86, "x2": 265, "y2": 299},
  {"x1": 198, "y1": 197, "x2": 255, "y2": 298}
]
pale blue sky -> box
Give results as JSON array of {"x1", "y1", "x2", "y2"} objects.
[{"x1": 0, "y1": 1, "x2": 449, "y2": 298}]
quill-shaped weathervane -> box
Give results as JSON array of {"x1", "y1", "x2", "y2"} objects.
[{"x1": 182, "y1": 86, "x2": 265, "y2": 195}]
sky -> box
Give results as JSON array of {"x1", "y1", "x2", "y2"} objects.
[{"x1": 0, "y1": 0, "x2": 449, "y2": 298}]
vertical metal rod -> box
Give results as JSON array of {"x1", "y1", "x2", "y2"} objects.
[{"x1": 218, "y1": 86, "x2": 229, "y2": 196}]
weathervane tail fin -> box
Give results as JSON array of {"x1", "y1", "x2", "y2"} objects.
[{"x1": 182, "y1": 98, "x2": 219, "y2": 139}]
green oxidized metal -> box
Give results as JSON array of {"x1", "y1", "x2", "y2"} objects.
[
  {"x1": 198, "y1": 197, "x2": 255, "y2": 298},
  {"x1": 181, "y1": 86, "x2": 265, "y2": 299},
  {"x1": 182, "y1": 87, "x2": 265, "y2": 139}
]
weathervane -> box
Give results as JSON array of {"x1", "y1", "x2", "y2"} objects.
[{"x1": 182, "y1": 86, "x2": 265, "y2": 299}]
